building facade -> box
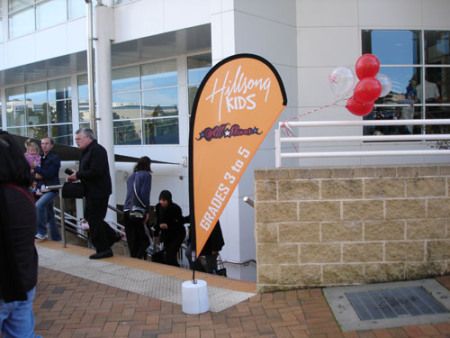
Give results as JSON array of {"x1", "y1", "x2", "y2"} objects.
[{"x1": 0, "y1": 0, "x2": 449, "y2": 277}]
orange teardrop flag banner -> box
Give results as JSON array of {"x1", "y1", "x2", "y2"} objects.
[{"x1": 189, "y1": 54, "x2": 287, "y2": 257}]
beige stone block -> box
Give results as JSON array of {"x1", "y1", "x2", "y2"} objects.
[
  {"x1": 323, "y1": 264, "x2": 364, "y2": 284},
  {"x1": 407, "y1": 219, "x2": 446, "y2": 240},
  {"x1": 343, "y1": 243, "x2": 383, "y2": 262},
  {"x1": 427, "y1": 240, "x2": 450, "y2": 260},
  {"x1": 364, "y1": 220, "x2": 405, "y2": 241},
  {"x1": 279, "y1": 222, "x2": 320, "y2": 243},
  {"x1": 258, "y1": 264, "x2": 280, "y2": 284},
  {"x1": 374, "y1": 167, "x2": 397, "y2": 178},
  {"x1": 385, "y1": 241, "x2": 425, "y2": 261},
  {"x1": 322, "y1": 221, "x2": 363, "y2": 242},
  {"x1": 256, "y1": 180, "x2": 277, "y2": 201},
  {"x1": 280, "y1": 265, "x2": 321, "y2": 285},
  {"x1": 397, "y1": 167, "x2": 422, "y2": 177},
  {"x1": 256, "y1": 223, "x2": 278, "y2": 243},
  {"x1": 364, "y1": 179, "x2": 405, "y2": 198},
  {"x1": 365, "y1": 263, "x2": 405, "y2": 283},
  {"x1": 385, "y1": 199, "x2": 426, "y2": 219},
  {"x1": 288, "y1": 168, "x2": 333, "y2": 179},
  {"x1": 406, "y1": 178, "x2": 446, "y2": 197},
  {"x1": 299, "y1": 201, "x2": 340, "y2": 222},
  {"x1": 406, "y1": 262, "x2": 447, "y2": 280},
  {"x1": 300, "y1": 243, "x2": 340, "y2": 263},
  {"x1": 254, "y1": 169, "x2": 290, "y2": 180},
  {"x1": 428, "y1": 198, "x2": 450, "y2": 218},
  {"x1": 331, "y1": 168, "x2": 356, "y2": 178},
  {"x1": 256, "y1": 201, "x2": 297, "y2": 223},
  {"x1": 279, "y1": 180, "x2": 320, "y2": 200},
  {"x1": 343, "y1": 200, "x2": 384, "y2": 220},
  {"x1": 258, "y1": 243, "x2": 299, "y2": 264},
  {"x1": 353, "y1": 167, "x2": 378, "y2": 178},
  {"x1": 321, "y1": 179, "x2": 363, "y2": 199},
  {"x1": 439, "y1": 166, "x2": 450, "y2": 175}
]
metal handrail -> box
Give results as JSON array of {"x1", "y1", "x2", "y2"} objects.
[{"x1": 275, "y1": 119, "x2": 450, "y2": 167}]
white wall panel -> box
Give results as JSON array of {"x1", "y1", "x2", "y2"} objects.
[
  {"x1": 423, "y1": 0, "x2": 450, "y2": 28},
  {"x1": 297, "y1": 0, "x2": 358, "y2": 27},
  {"x1": 358, "y1": 0, "x2": 422, "y2": 28},
  {"x1": 297, "y1": 27, "x2": 359, "y2": 68}
]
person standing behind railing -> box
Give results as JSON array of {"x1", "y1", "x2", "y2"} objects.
[
  {"x1": 67, "y1": 128, "x2": 119, "y2": 260},
  {"x1": 34, "y1": 137, "x2": 61, "y2": 241},
  {"x1": 0, "y1": 131, "x2": 39, "y2": 338},
  {"x1": 123, "y1": 156, "x2": 152, "y2": 259}
]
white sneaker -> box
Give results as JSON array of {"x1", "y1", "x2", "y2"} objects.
[{"x1": 35, "y1": 233, "x2": 48, "y2": 241}]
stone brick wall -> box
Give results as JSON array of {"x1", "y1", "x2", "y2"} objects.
[{"x1": 254, "y1": 166, "x2": 450, "y2": 292}]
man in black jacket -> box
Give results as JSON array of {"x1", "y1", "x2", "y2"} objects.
[{"x1": 67, "y1": 128, "x2": 118, "y2": 259}]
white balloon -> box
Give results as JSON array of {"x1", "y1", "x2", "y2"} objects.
[
  {"x1": 377, "y1": 73, "x2": 392, "y2": 97},
  {"x1": 329, "y1": 67, "x2": 355, "y2": 99}
]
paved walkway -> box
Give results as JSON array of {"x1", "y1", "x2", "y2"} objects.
[{"x1": 34, "y1": 242, "x2": 450, "y2": 337}]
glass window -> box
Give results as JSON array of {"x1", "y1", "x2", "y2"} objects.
[
  {"x1": 142, "y1": 88, "x2": 178, "y2": 118},
  {"x1": 112, "y1": 66, "x2": 140, "y2": 92},
  {"x1": 187, "y1": 53, "x2": 212, "y2": 114},
  {"x1": 114, "y1": 119, "x2": 142, "y2": 145},
  {"x1": 143, "y1": 117, "x2": 179, "y2": 144},
  {"x1": 69, "y1": 0, "x2": 84, "y2": 19},
  {"x1": 77, "y1": 74, "x2": 90, "y2": 123},
  {"x1": 36, "y1": 0, "x2": 66, "y2": 30},
  {"x1": 6, "y1": 86, "x2": 26, "y2": 127},
  {"x1": 362, "y1": 30, "x2": 450, "y2": 137},
  {"x1": 141, "y1": 60, "x2": 177, "y2": 89},
  {"x1": 9, "y1": 7, "x2": 34, "y2": 38},
  {"x1": 6, "y1": 78, "x2": 73, "y2": 143},
  {"x1": 112, "y1": 92, "x2": 141, "y2": 119},
  {"x1": 9, "y1": 0, "x2": 33, "y2": 13},
  {"x1": 110, "y1": 59, "x2": 180, "y2": 145},
  {"x1": 26, "y1": 82, "x2": 48, "y2": 125},
  {"x1": 362, "y1": 30, "x2": 421, "y2": 65}
]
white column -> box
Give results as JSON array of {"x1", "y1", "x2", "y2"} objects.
[{"x1": 94, "y1": 3, "x2": 116, "y2": 219}]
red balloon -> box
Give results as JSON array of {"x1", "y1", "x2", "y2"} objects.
[
  {"x1": 355, "y1": 54, "x2": 380, "y2": 79},
  {"x1": 346, "y1": 97, "x2": 374, "y2": 116},
  {"x1": 353, "y1": 78, "x2": 382, "y2": 103}
]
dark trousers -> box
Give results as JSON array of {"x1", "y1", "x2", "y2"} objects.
[
  {"x1": 124, "y1": 212, "x2": 149, "y2": 259},
  {"x1": 85, "y1": 196, "x2": 116, "y2": 252},
  {"x1": 163, "y1": 229, "x2": 186, "y2": 267}
]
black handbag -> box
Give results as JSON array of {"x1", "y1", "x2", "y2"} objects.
[{"x1": 62, "y1": 182, "x2": 85, "y2": 199}]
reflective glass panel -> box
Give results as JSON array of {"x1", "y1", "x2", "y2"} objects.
[
  {"x1": 51, "y1": 123, "x2": 73, "y2": 145},
  {"x1": 364, "y1": 106, "x2": 423, "y2": 136},
  {"x1": 36, "y1": 0, "x2": 66, "y2": 30},
  {"x1": 6, "y1": 87, "x2": 26, "y2": 126},
  {"x1": 9, "y1": 0, "x2": 33, "y2": 12},
  {"x1": 141, "y1": 60, "x2": 177, "y2": 89},
  {"x1": 27, "y1": 125, "x2": 47, "y2": 139},
  {"x1": 112, "y1": 66, "x2": 140, "y2": 92},
  {"x1": 112, "y1": 92, "x2": 141, "y2": 119},
  {"x1": 6, "y1": 126, "x2": 27, "y2": 136},
  {"x1": 0, "y1": 19, "x2": 3, "y2": 43},
  {"x1": 77, "y1": 75, "x2": 90, "y2": 122},
  {"x1": 143, "y1": 117, "x2": 179, "y2": 144},
  {"x1": 425, "y1": 31, "x2": 450, "y2": 65},
  {"x1": 362, "y1": 30, "x2": 421, "y2": 65},
  {"x1": 142, "y1": 88, "x2": 178, "y2": 118},
  {"x1": 49, "y1": 99, "x2": 72, "y2": 123},
  {"x1": 375, "y1": 67, "x2": 421, "y2": 104},
  {"x1": 9, "y1": 7, "x2": 34, "y2": 38},
  {"x1": 114, "y1": 119, "x2": 142, "y2": 145},
  {"x1": 69, "y1": 0, "x2": 85, "y2": 19},
  {"x1": 419, "y1": 67, "x2": 450, "y2": 104},
  {"x1": 187, "y1": 53, "x2": 211, "y2": 114},
  {"x1": 25, "y1": 82, "x2": 48, "y2": 125},
  {"x1": 48, "y1": 78, "x2": 71, "y2": 101}
]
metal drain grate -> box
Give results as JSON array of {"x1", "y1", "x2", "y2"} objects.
[{"x1": 345, "y1": 286, "x2": 449, "y2": 321}]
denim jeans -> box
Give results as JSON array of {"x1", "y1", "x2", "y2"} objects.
[
  {"x1": 0, "y1": 287, "x2": 36, "y2": 338},
  {"x1": 36, "y1": 191, "x2": 61, "y2": 240}
]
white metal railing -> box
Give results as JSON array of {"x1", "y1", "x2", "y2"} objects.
[{"x1": 275, "y1": 119, "x2": 450, "y2": 167}]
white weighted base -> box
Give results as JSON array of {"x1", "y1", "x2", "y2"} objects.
[{"x1": 182, "y1": 279, "x2": 209, "y2": 314}]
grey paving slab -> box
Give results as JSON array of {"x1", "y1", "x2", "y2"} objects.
[
  {"x1": 37, "y1": 246, "x2": 255, "y2": 312},
  {"x1": 324, "y1": 279, "x2": 450, "y2": 331}
]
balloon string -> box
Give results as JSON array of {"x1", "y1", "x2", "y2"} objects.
[{"x1": 279, "y1": 98, "x2": 348, "y2": 152}]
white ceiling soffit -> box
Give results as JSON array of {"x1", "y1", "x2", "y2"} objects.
[{"x1": 0, "y1": 24, "x2": 211, "y2": 87}]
